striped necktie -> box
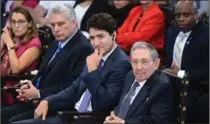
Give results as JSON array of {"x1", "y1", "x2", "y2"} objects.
[
  {"x1": 173, "y1": 33, "x2": 186, "y2": 68},
  {"x1": 117, "y1": 81, "x2": 140, "y2": 119}
]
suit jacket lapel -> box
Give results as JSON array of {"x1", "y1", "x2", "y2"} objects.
[
  {"x1": 46, "y1": 46, "x2": 67, "y2": 69},
  {"x1": 101, "y1": 47, "x2": 120, "y2": 76},
  {"x1": 38, "y1": 42, "x2": 57, "y2": 73},
  {"x1": 181, "y1": 22, "x2": 201, "y2": 68},
  {"x1": 45, "y1": 31, "x2": 80, "y2": 70},
  {"x1": 182, "y1": 22, "x2": 200, "y2": 59},
  {"x1": 126, "y1": 71, "x2": 157, "y2": 118},
  {"x1": 115, "y1": 72, "x2": 135, "y2": 114}
]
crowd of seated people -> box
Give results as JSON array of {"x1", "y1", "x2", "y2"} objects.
[{"x1": 1, "y1": 0, "x2": 209, "y2": 124}]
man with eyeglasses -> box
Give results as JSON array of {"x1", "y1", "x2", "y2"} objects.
[{"x1": 105, "y1": 42, "x2": 173, "y2": 124}]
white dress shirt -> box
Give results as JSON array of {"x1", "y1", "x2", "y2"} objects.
[
  {"x1": 5, "y1": 1, "x2": 13, "y2": 12},
  {"x1": 173, "y1": 31, "x2": 191, "y2": 78},
  {"x1": 74, "y1": 44, "x2": 118, "y2": 112},
  {"x1": 74, "y1": 3, "x2": 91, "y2": 38},
  {"x1": 130, "y1": 80, "x2": 146, "y2": 105},
  {"x1": 74, "y1": 4, "x2": 91, "y2": 29}
]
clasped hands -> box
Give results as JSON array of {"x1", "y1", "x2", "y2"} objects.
[
  {"x1": 104, "y1": 111, "x2": 125, "y2": 124},
  {"x1": 16, "y1": 80, "x2": 39, "y2": 102}
]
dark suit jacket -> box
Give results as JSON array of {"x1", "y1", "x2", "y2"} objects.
[
  {"x1": 114, "y1": 70, "x2": 173, "y2": 124},
  {"x1": 45, "y1": 46, "x2": 132, "y2": 113},
  {"x1": 32, "y1": 31, "x2": 93, "y2": 98},
  {"x1": 165, "y1": 21, "x2": 209, "y2": 97},
  {"x1": 73, "y1": 0, "x2": 114, "y2": 32}
]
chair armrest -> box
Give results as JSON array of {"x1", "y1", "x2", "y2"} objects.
[
  {"x1": 1, "y1": 72, "x2": 35, "y2": 87},
  {"x1": 1, "y1": 73, "x2": 35, "y2": 81},
  {"x1": 57, "y1": 111, "x2": 109, "y2": 124},
  {"x1": 57, "y1": 111, "x2": 109, "y2": 116}
]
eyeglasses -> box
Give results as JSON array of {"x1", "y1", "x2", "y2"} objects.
[
  {"x1": 131, "y1": 59, "x2": 153, "y2": 68},
  {"x1": 10, "y1": 20, "x2": 27, "y2": 26}
]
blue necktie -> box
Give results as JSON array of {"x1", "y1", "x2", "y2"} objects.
[
  {"x1": 48, "y1": 42, "x2": 62, "y2": 64},
  {"x1": 78, "y1": 89, "x2": 91, "y2": 112},
  {"x1": 77, "y1": 59, "x2": 104, "y2": 112},
  {"x1": 117, "y1": 81, "x2": 139, "y2": 119},
  {"x1": 35, "y1": 42, "x2": 62, "y2": 88}
]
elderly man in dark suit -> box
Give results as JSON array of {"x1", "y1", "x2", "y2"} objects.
[
  {"x1": 105, "y1": 42, "x2": 173, "y2": 124},
  {"x1": 164, "y1": 0, "x2": 209, "y2": 122},
  {"x1": 10, "y1": 13, "x2": 132, "y2": 124},
  {"x1": 2, "y1": 4, "x2": 93, "y2": 124}
]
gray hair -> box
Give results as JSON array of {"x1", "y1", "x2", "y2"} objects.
[
  {"x1": 130, "y1": 42, "x2": 159, "y2": 61},
  {"x1": 48, "y1": 4, "x2": 76, "y2": 21}
]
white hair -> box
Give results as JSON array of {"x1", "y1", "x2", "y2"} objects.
[
  {"x1": 130, "y1": 42, "x2": 159, "y2": 61},
  {"x1": 48, "y1": 4, "x2": 76, "y2": 21}
]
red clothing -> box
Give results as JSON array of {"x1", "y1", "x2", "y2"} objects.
[
  {"x1": 22, "y1": 0, "x2": 39, "y2": 8},
  {"x1": 117, "y1": 3, "x2": 165, "y2": 52},
  {"x1": 10, "y1": 0, "x2": 39, "y2": 10},
  {"x1": 1, "y1": 36, "x2": 41, "y2": 105}
]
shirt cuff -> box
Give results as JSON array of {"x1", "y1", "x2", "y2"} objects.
[
  {"x1": 37, "y1": 90, "x2": 41, "y2": 98},
  {"x1": 177, "y1": 70, "x2": 185, "y2": 79}
]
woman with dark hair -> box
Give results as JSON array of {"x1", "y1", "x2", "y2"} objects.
[
  {"x1": 1, "y1": 7, "x2": 41, "y2": 105},
  {"x1": 73, "y1": 0, "x2": 114, "y2": 37},
  {"x1": 111, "y1": 0, "x2": 137, "y2": 28}
]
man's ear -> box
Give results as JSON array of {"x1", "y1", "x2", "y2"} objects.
[
  {"x1": 71, "y1": 19, "x2": 77, "y2": 26},
  {"x1": 154, "y1": 58, "x2": 160, "y2": 69},
  {"x1": 112, "y1": 31, "x2": 116, "y2": 41}
]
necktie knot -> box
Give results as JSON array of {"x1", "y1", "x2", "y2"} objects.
[
  {"x1": 98, "y1": 59, "x2": 104, "y2": 69},
  {"x1": 179, "y1": 32, "x2": 187, "y2": 40},
  {"x1": 133, "y1": 81, "x2": 140, "y2": 88},
  {"x1": 56, "y1": 42, "x2": 62, "y2": 53}
]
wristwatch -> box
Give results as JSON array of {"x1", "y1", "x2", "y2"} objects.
[{"x1": 7, "y1": 46, "x2": 15, "y2": 51}]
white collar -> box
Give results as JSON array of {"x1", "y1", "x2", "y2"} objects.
[
  {"x1": 101, "y1": 43, "x2": 117, "y2": 62},
  {"x1": 134, "y1": 79, "x2": 147, "y2": 87},
  {"x1": 179, "y1": 30, "x2": 191, "y2": 37}
]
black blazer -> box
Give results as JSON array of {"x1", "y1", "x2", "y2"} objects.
[
  {"x1": 73, "y1": 0, "x2": 115, "y2": 32},
  {"x1": 110, "y1": 3, "x2": 136, "y2": 28},
  {"x1": 114, "y1": 70, "x2": 173, "y2": 124},
  {"x1": 45, "y1": 46, "x2": 132, "y2": 113},
  {"x1": 165, "y1": 21, "x2": 209, "y2": 95},
  {"x1": 32, "y1": 31, "x2": 93, "y2": 98}
]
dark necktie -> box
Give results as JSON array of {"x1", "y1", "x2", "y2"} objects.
[
  {"x1": 98, "y1": 59, "x2": 104, "y2": 72},
  {"x1": 35, "y1": 42, "x2": 62, "y2": 88},
  {"x1": 117, "y1": 81, "x2": 139, "y2": 119}
]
